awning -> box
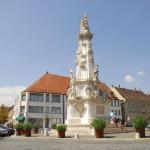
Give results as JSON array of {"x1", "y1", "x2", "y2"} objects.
[{"x1": 16, "y1": 116, "x2": 25, "y2": 121}]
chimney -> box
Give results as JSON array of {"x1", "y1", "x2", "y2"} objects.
[
  {"x1": 112, "y1": 85, "x2": 114, "y2": 88},
  {"x1": 118, "y1": 84, "x2": 120, "y2": 88}
]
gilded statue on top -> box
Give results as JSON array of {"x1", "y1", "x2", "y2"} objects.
[{"x1": 80, "y1": 16, "x2": 89, "y2": 32}]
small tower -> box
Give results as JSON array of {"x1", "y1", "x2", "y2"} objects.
[{"x1": 66, "y1": 16, "x2": 109, "y2": 134}]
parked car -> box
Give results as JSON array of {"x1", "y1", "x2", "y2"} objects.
[
  {"x1": 0, "y1": 127, "x2": 8, "y2": 137},
  {"x1": 0, "y1": 124, "x2": 15, "y2": 136}
]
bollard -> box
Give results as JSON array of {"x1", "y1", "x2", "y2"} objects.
[
  {"x1": 135, "y1": 133, "x2": 140, "y2": 139},
  {"x1": 44, "y1": 128, "x2": 49, "y2": 136},
  {"x1": 74, "y1": 134, "x2": 79, "y2": 139},
  {"x1": 92, "y1": 128, "x2": 95, "y2": 136}
]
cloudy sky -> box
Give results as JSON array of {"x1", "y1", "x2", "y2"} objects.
[{"x1": 0, "y1": 0, "x2": 150, "y2": 106}]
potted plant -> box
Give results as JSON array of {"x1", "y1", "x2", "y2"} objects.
[
  {"x1": 23, "y1": 123, "x2": 33, "y2": 137},
  {"x1": 33, "y1": 124, "x2": 39, "y2": 134},
  {"x1": 52, "y1": 123, "x2": 57, "y2": 129},
  {"x1": 132, "y1": 116, "x2": 148, "y2": 138},
  {"x1": 91, "y1": 118, "x2": 106, "y2": 138},
  {"x1": 56, "y1": 124, "x2": 67, "y2": 138},
  {"x1": 14, "y1": 123, "x2": 23, "y2": 136}
]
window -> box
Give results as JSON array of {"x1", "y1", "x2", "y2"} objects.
[
  {"x1": 111, "y1": 101, "x2": 113, "y2": 107},
  {"x1": 114, "y1": 100, "x2": 116, "y2": 107},
  {"x1": 51, "y1": 107, "x2": 61, "y2": 114},
  {"x1": 51, "y1": 118, "x2": 61, "y2": 125},
  {"x1": 20, "y1": 106, "x2": 25, "y2": 112},
  {"x1": 52, "y1": 95, "x2": 61, "y2": 103},
  {"x1": 46, "y1": 94, "x2": 49, "y2": 102},
  {"x1": 115, "y1": 110, "x2": 117, "y2": 115},
  {"x1": 45, "y1": 107, "x2": 50, "y2": 113},
  {"x1": 29, "y1": 106, "x2": 43, "y2": 113},
  {"x1": 22, "y1": 94, "x2": 26, "y2": 101},
  {"x1": 30, "y1": 93, "x2": 43, "y2": 102},
  {"x1": 28, "y1": 118, "x2": 43, "y2": 127},
  {"x1": 118, "y1": 110, "x2": 121, "y2": 115}
]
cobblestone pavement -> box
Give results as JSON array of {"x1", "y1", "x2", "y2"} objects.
[{"x1": 0, "y1": 136, "x2": 150, "y2": 150}]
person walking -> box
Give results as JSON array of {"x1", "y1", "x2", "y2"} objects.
[{"x1": 120, "y1": 119, "x2": 125, "y2": 133}]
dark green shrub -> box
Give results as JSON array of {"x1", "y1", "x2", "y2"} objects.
[
  {"x1": 91, "y1": 118, "x2": 106, "y2": 130},
  {"x1": 132, "y1": 116, "x2": 148, "y2": 129},
  {"x1": 56, "y1": 124, "x2": 66, "y2": 132},
  {"x1": 23, "y1": 123, "x2": 33, "y2": 130},
  {"x1": 52, "y1": 123, "x2": 57, "y2": 129},
  {"x1": 14, "y1": 123, "x2": 23, "y2": 130}
]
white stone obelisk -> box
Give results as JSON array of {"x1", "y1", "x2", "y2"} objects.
[{"x1": 66, "y1": 16, "x2": 109, "y2": 135}]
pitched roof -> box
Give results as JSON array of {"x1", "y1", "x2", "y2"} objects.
[
  {"x1": 23, "y1": 73, "x2": 113, "y2": 98},
  {"x1": 115, "y1": 87, "x2": 150, "y2": 101},
  {"x1": 23, "y1": 73, "x2": 70, "y2": 94}
]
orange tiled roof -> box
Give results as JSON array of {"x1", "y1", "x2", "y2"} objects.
[
  {"x1": 115, "y1": 87, "x2": 150, "y2": 101},
  {"x1": 23, "y1": 73, "x2": 70, "y2": 94},
  {"x1": 23, "y1": 72, "x2": 112, "y2": 98}
]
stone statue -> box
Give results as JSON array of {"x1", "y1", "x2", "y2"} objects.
[
  {"x1": 67, "y1": 69, "x2": 76, "y2": 99},
  {"x1": 74, "y1": 100, "x2": 86, "y2": 117},
  {"x1": 69, "y1": 69, "x2": 75, "y2": 86},
  {"x1": 94, "y1": 65, "x2": 99, "y2": 80},
  {"x1": 85, "y1": 85, "x2": 91, "y2": 97},
  {"x1": 80, "y1": 16, "x2": 89, "y2": 32},
  {"x1": 79, "y1": 54, "x2": 87, "y2": 68}
]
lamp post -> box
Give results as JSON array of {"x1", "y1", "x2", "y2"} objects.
[{"x1": 44, "y1": 114, "x2": 49, "y2": 136}]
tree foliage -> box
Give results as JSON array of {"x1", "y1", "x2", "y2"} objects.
[{"x1": 0, "y1": 104, "x2": 9, "y2": 124}]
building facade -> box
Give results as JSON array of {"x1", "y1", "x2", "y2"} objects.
[
  {"x1": 111, "y1": 86, "x2": 150, "y2": 122},
  {"x1": 13, "y1": 73, "x2": 70, "y2": 128},
  {"x1": 109, "y1": 92, "x2": 123, "y2": 120}
]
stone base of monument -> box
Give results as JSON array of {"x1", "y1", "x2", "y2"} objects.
[
  {"x1": 49, "y1": 125, "x2": 94, "y2": 137},
  {"x1": 66, "y1": 124, "x2": 93, "y2": 137}
]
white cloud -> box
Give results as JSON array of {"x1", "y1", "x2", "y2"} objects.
[
  {"x1": 137, "y1": 70, "x2": 145, "y2": 76},
  {"x1": 124, "y1": 74, "x2": 135, "y2": 83},
  {"x1": 0, "y1": 86, "x2": 25, "y2": 106}
]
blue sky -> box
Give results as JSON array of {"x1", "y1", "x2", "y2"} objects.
[{"x1": 0, "y1": 0, "x2": 150, "y2": 105}]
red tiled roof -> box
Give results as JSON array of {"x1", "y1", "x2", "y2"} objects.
[
  {"x1": 115, "y1": 87, "x2": 150, "y2": 101},
  {"x1": 23, "y1": 73, "x2": 112, "y2": 97},
  {"x1": 23, "y1": 73, "x2": 70, "y2": 94}
]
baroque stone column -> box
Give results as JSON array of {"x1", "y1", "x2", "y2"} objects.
[{"x1": 66, "y1": 16, "x2": 109, "y2": 133}]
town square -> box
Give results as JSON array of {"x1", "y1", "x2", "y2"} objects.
[{"x1": 0, "y1": 1, "x2": 150, "y2": 150}]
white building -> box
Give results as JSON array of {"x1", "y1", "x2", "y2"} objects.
[
  {"x1": 109, "y1": 91, "x2": 123, "y2": 120},
  {"x1": 13, "y1": 73, "x2": 70, "y2": 128}
]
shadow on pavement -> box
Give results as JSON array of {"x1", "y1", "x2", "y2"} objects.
[{"x1": 104, "y1": 136, "x2": 115, "y2": 138}]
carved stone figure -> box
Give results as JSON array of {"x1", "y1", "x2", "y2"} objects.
[
  {"x1": 74, "y1": 100, "x2": 86, "y2": 117},
  {"x1": 69, "y1": 69, "x2": 75, "y2": 86},
  {"x1": 67, "y1": 70, "x2": 76, "y2": 99},
  {"x1": 80, "y1": 54, "x2": 87, "y2": 68},
  {"x1": 85, "y1": 85, "x2": 91, "y2": 97},
  {"x1": 94, "y1": 65, "x2": 99, "y2": 80}
]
